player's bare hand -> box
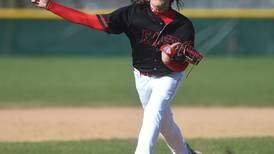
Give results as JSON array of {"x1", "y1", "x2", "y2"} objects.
[
  {"x1": 161, "y1": 43, "x2": 179, "y2": 64},
  {"x1": 31, "y1": 0, "x2": 50, "y2": 8},
  {"x1": 161, "y1": 51, "x2": 172, "y2": 64}
]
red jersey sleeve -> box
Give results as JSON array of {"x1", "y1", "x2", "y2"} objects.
[{"x1": 47, "y1": 1, "x2": 104, "y2": 31}]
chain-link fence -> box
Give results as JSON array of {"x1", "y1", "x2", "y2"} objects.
[{"x1": 0, "y1": 0, "x2": 273, "y2": 56}]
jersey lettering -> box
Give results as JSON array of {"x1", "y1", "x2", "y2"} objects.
[{"x1": 140, "y1": 29, "x2": 181, "y2": 47}]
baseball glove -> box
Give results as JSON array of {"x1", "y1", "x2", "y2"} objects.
[{"x1": 160, "y1": 42, "x2": 203, "y2": 72}]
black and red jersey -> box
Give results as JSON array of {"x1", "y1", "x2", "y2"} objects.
[{"x1": 48, "y1": 2, "x2": 195, "y2": 76}]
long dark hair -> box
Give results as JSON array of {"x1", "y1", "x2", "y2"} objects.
[{"x1": 131, "y1": 0, "x2": 183, "y2": 9}]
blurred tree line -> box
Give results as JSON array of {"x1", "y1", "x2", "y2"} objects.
[
  {"x1": 0, "y1": 0, "x2": 28, "y2": 8},
  {"x1": 0, "y1": 0, "x2": 273, "y2": 8}
]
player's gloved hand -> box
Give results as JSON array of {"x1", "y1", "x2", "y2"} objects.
[
  {"x1": 31, "y1": 0, "x2": 50, "y2": 8},
  {"x1": 160, "y1": 42, "x2": 203, "y2": 65}
]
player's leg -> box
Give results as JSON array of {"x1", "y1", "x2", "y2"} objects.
[
  {"x1": 159, "y1": 75, "x2": 201, "y2": 154},
  {"x1": 160, "y1": 107, "x2": 189, "y2": 154},
  {"x1": 134, "y1": 71, "x2": 153, "y2": 108},
  {"x1": 135, "y1": 72, "x2": 183, "y2": 154},
  {"x1": 134, "y1": 70, "x2": 156, "y2": 154},
  {"x1": 158, "y1": 73, "x2": 189, "y2": 154},
  {"x1": 134, "y1": 71, "x2": 155, "y2": 154}
]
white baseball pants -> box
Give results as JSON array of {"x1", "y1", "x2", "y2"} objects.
[{"x1": 134, "y1": 70, "x2": 189, "y2": 154}]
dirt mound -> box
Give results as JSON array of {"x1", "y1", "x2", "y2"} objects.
[{"x1": 0, "y1": 107, "x2": 273, "y2": 142}]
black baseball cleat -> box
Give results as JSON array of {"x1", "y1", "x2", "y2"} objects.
[{"x1": 186, "y1": 143, "x2": 202, "y2": 154}]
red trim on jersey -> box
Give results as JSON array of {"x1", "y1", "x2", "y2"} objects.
[
  {"x1": 152, "y1": 9, "x2": 177, "y2": 25},
  {"x1": 97, "y1": 15, "x2": 111, "y2": 33},
  {"x1": 47, "y1": 1, "x2": 104, "y2": 31}
]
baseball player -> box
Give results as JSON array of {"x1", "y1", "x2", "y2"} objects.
[{"x1": 31, "y1": 0, "x2": 203, "y2": 154}]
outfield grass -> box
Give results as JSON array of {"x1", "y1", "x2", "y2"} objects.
[
  {"x1": 0, "y1": 137, "x2": 273, "y2": 154},
  {"x1": 0, "y1": 57, "x2": 273, "y2": 107}
]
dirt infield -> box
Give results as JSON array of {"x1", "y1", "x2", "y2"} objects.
[{"x1": 0, "y1": 107, "x2": 274, "y2": 142}]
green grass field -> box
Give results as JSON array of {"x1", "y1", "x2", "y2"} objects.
[
  {"x1": 0, "y1": 137, "x2": 273, "y2": 154},
  {"x1": 0, "y1": 57, "x2": 273, "y2": 107},
  {"x1": 0, "y1": 57, "x2": 273, "y2": 154}
]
